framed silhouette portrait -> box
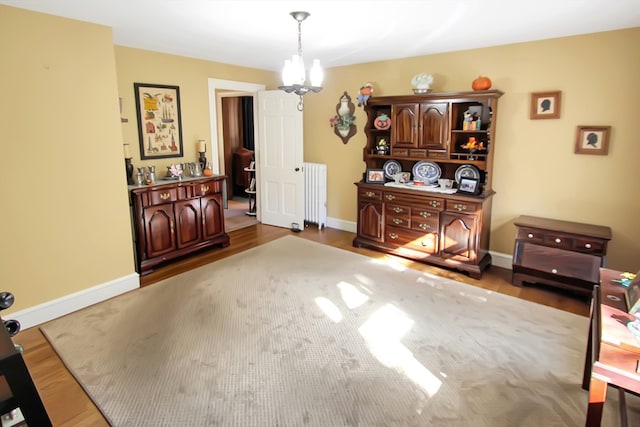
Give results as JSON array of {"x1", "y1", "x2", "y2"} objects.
[
  {"x1": 530, "y1": 91, "x2": 561, "y2": 119},
  {"x1": 575, "y1": 125, "x2": 611, "y2": 155}
]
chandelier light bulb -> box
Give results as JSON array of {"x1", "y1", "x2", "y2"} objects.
[
  {"x1": 310, "y1": 59, "x2": 323, "y2": 87},
  {"x1": 278, "y1": 11, "x2": 323, "y2": 111}
]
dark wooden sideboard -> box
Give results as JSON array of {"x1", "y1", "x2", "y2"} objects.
[
  {"x1": 512, "y1": 215, "x2": 612, "y2": 295},
  {"x1": 130, "y1": 175, "x2": 230, "y2": 274}
]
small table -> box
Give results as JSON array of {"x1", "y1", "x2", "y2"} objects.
[
  {"x1": 512, "y1": 215, "x2": 612, "y2": 295},
  {"x1": 583, "y1": 268, "x2": 640, "y2": 426}
]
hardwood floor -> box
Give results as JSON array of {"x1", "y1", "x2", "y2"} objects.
[{"x1": 17, "y1": 224, "x2": 590, "y2": 426}]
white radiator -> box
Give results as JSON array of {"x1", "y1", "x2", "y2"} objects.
[{"x1": 303, "y1": 162, "x2": 327, "y2": 229}]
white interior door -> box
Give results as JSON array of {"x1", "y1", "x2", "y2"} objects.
[{"x1": 256, "y1": 91, "x2": 304, "y2": 230}]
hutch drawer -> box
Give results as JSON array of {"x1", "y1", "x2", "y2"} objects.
[
  {"x1": 358, "y1": 188, "x2": 383, "y2": 201},
  {"x1": 386, "y1": 225, "x2": 438, "y2": 254}
]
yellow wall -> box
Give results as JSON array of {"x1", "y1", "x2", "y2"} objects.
[
  {"x1": 303, "y1": 28, "x2": 640, "y2": 271},
  {"x1": 3, "y1": 4, "x2": 638, "y2": 317},
  {"x1": 114, "y1": 46, "x2": 279, "y2": 173},
  {"x1": 0, "y1": 5, "x2": 134, "y2": 313}
]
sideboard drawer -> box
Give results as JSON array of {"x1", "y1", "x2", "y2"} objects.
[
  {"x1": 386, "y1": 226, "x2": 437, "y2": 254},
  {"x1": 193, "y1": 179, "x2": 221, "y2": 196},
  {"x1": 358, "y1": 188, "x2": 383, "y2": 201},
  {"x1": 147, "y1": 188, "x2": 180, "y2": 206},
  {"x1": 446, "y1": 200, "x2": 479, "y2": 214},
  {"x1": 542, "y1": 232, "x2": 574, "y2": 251},
  {"x1": 516, "y1": 227, "x2": 545, "y2": 244}
]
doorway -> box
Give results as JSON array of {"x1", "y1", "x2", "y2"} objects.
[{"x1": 207, "y1": 79, "x2": 265, "y2": 232}]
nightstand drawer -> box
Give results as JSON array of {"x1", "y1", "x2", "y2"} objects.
[{"x1": 514, "y1": 242, "x2": 600, "y2": 284}]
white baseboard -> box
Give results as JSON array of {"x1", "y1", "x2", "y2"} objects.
[
  {"x1": 326, "y1": 216, "x2": 356, "y2": 233},
  {"x1": 489, "y1": 251, "x2": 513, "y2": 270},
  {"x1": 9, "y1": 273, "x2": 139, "y2": 330},
  {"x1": 327, "y1": 216, "x2": 513, "y2": 270}
]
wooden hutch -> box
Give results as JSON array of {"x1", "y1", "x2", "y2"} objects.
[{"x1": 353, "y1": 90, "x2": 503, "y2": 279}]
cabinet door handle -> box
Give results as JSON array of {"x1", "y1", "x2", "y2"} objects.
[
  {"x1": 385, "y1": 194, "x2": 396, "y2": 201},
  {"x1": 365, "y1": 191, "x2": 375, "y2": 198},
  {"x1": 392, "y1": 218, "x2": 403, "y2": 225},
  {"x1": 551, "y1": 268, "x2": 558, "y2": 274},
  {"x1": 554, "y1": 238, "x2": 562, "y2": 244},
  {"x1": 160, "y1": 193, "x2": 170, "y2": 200},
  {"x1": 418, "y1": 223, "x2": 431, "y2": 230},
  {"x1": 420, "y1": 211, "x2": 432, "y2": 218},
  {"x1": 527, "y1": 233, "x2": 534, "y2": 238},
  {"x1": 388, "y1": 232, "x2": 399, "y2": 239},
  {"x1": 453, "y1": 203, "x2": 466, "y2": 211},
  {"x1": 170, "y1": 220, "x2": 174, "y2": 235},
  {"x1": 584, "y1": 243, "x2": 592, "y2": 249},
  {"x1": 428, "y1": 200, "x2": 440, "y2": 207},
  {"x1": 393, "y1": 207, "x2": 404, "y2": 213}
]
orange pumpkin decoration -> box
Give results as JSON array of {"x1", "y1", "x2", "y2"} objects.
[{"x1": 472, "y1": 76, "x2": 492, "y2": 91}]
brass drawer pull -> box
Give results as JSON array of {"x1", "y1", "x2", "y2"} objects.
[
  {"x1": 453, "y1": 203, "x2": 466, "y2": 212},
  {"x1": 388, "y1": 232, "x2": 399, "y2": 239},
  {"x1": 419, "y1": 211, "x2": 431, "y2": 218},
  {"x1": 428, "y1": 200, "x2": 440, "y2": 207},
  {"x1": 393, "y1": 207, "x2": 404, "y2": 213},
  {"x1": 385, "y1": 194, "x2": 396, "y2": 201},
  {"x1": 584, "y1": 243, "x2": 592, "y2": 249},
  {"x1": 365, "y1": 191, "x2": 376, "y2": 198},
  {"x1": 201, "y1": 185, "x2": 210, "y2": 192},
  {"x1": 527, "y1": 233, "x2": 534, "y2": 238},
  {"x1": 418, "y1": 223, "x2": 431, "y2": 230},
  {"x1": 160, "y1": 193, "x2": 171, "y2": 200},
  {"x1": 554, "y1": 238, "x2": 562, "y2": 244},
  {"x1": 392, "y1": 218, "x2": 403, "y2": 225}
]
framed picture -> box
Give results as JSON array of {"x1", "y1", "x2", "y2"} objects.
[
  {"x1": 624, "y1": 271, "x2": 640, "y2": 314},
  {"x1": 134, "y1": 83, "x2": 184, "y2": 160},
  {"x1": 530, "y1": 91, "x2": 561, "y2": 120},
  {"x1": 457, "y1": 177, "x2": 481, "y2": 195},
  {"x1": 575, "y1": 125, "x2": 611, "y2": 155},
  {"x1": 365, "y1": 168, "x2": 385, "y2": 184}
]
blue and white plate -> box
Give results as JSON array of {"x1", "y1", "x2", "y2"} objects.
[
  {"x1": 412, "y1": 161, "x2": 441, "y2": 184},
  {"x1": 383, "y1": 160, "x2": 402, "y2": 179},
  {"x1": 454, "y1": 164, "x2": 480, "y2": 184}
]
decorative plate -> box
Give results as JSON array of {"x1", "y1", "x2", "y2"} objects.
[
  {"x1": 412, "y1": 161, "x2": 441, "y2": 184},
  {"x1": 382, "y1": 160, "x2": 402, "y2": 179},
  {"x1": 455, "y1": 164, "x2": 480, "y2": 184},
  {"x1": 374, "y1": 115, "x2": 391, "y2": 130}
]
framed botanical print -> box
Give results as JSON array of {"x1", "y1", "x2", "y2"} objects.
[
  {"x1": 530, "y1": 91, "x2": 561, "y2": 120},
  {"x1": 134, "y1": 83, "x2": 184, "y2": 159}
]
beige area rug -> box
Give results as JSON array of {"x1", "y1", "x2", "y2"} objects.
[
  {"x1": 224, "y1": 197, "x2": 257, "y2": 232},
  {"x1": 41, "y1": 236, "x2": 639, "y2": 426}
]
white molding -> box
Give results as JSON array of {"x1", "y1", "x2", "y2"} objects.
[
  {"x1": 9, "y1": 274, "x2": 139, "y2": 330},
  {"x1": 489, "y1": 251, "x2": 513, "y2": 270},
  {"x1": 326, "y1": 217, "x2": 356, "y2": 233},
  {"x1": 207, "y1": 78, "x2": 265, "y2": 176}
]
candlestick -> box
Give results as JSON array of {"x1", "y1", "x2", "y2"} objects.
[
  {"x1": 125, "y1": 158, "x2": 134, "y2": 185},
  {"x1": 198, "y1": 152, "x2": 207, "y2": 170}
]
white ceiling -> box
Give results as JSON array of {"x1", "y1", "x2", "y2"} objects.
[{"x1": 3, "y1": 0, "x2": 640, "y2": 72}]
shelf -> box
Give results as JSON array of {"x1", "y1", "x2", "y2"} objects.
[
  {"x1": 364, "y1": 153, "x2": 486, "y2": 167},
  {"x1": 451, "y1": 129, "x2": 488, "y2": 134}
]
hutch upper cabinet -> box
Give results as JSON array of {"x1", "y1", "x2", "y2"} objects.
[{"x1": 353, "y1": 90, "x2": 503, "y2": 278}]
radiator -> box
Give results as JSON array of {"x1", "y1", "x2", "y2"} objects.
[{"x1": 303, "y1": 162, "x2": 327, "y2": 229}]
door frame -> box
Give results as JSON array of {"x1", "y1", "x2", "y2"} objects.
[{"x1": 207, "y1": 78, "x2": 265, "y2": 218}]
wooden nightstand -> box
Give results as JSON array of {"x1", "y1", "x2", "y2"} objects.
[{"x1": 512, "y1": 215, "x2": 612, "y2": 295}]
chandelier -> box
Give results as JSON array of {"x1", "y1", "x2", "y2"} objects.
[{"x1": 278, "y1": 11, "x2": 323, "y2": 111}]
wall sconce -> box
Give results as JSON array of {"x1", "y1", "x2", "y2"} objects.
[{"x1": 329, "y1": 91, "x2": 356, "y2": 144}]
